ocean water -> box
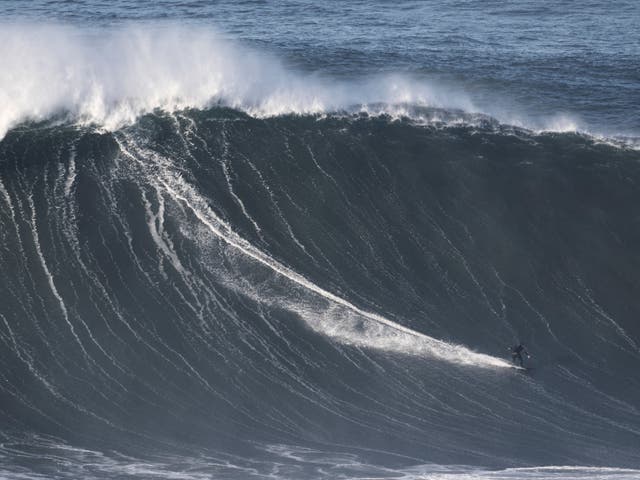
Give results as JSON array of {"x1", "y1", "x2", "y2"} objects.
[{"x1": 1, "y1": 1, "x2": 639, "y2": 479}]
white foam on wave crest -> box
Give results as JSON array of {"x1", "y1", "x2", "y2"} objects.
[
  {"x1": 0, "y1": 22, "x2": 476, "y2": 140},
  {"x1": 3, "y1": 23, "x2": 638, "y2": 148}
]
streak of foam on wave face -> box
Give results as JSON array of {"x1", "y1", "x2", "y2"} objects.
[{"x1": 116, "y1": 133, "x2": 512, "y2": 370}]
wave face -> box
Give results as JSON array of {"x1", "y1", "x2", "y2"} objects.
[{"x1": 1, "y1": 109, "x2": 640, "y2": 479}]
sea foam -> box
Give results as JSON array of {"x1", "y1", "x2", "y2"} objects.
[{"x1": 0, "y1": 23, "x2": 475, "y2": 139}]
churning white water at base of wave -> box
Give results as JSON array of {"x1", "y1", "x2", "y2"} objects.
[
  {"x1": 0, "y1": 23, "x2": 477, "y2": 140},
  {"x1": 2, "y1": 437, "x2": 638, "y2": 480}
]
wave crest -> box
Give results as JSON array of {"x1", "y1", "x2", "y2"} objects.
[{"x1": 0, "y1": 23, "x2": 477, "y2": 139}]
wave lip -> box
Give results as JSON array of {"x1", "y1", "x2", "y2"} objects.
[
  {"x1": 0, "y1": 23, "x2": 479, "y2": 140},
  {"x1": 3, "y1": 23, "x2": 638, "y2": 148}
]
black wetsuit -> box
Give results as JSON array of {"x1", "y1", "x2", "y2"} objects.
[{"x1": 511, "y1": 344, "x2": 529, "y2": 367}]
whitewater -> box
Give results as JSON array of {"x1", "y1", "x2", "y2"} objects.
[
  {"x1": 0, "y1": 24, "x2": 479, "y2": 140},
  {"x1": 2, "y1": 23, "x2": 632, "y2": 146}
]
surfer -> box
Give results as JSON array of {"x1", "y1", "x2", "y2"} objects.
[{"x1": 510, "y1": 343, "x2": 530, "y2": 367}]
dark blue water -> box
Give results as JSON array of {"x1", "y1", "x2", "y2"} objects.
[{"x1": 1, "y1": 2, "x2": 640, "y2": 479}]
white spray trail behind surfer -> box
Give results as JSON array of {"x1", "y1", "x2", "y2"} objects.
[{"x1": 118, "y1": 134, "x2": 512, "y2": 370}]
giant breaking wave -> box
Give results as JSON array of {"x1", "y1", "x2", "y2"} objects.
[{"x1": 1, "y1": 22, "x2": 640, "y2": 480}]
